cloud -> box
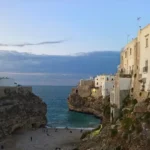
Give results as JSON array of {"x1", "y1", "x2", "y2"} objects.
[
  {"x1": 0, "y1": 39, "x2": 67, "y2": 47},
  {"x1": 0, "y1": 50, "x2": 120, "y2": 85}
]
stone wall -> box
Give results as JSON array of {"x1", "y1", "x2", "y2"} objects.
[
  {"x1": 120, "y1": 90, "x2": 129, "y2": 107},
  {"x1": 79, "y1": 80, "x2": 94, "y2": 87},
  {"x1": 0, "y1": 86, "x2": 32, "y2": 98}
]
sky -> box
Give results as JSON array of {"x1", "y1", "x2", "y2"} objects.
[
  {"x1": 0, "y1": 50, "x2": 120, "y2": 85},
  {"x1": 0, "y1": 0, "x2": 150, "y2": 55}
]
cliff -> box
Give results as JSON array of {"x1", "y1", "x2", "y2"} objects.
[
  {"x1": 68, "y1": 80, "x2": 110, "y2": 120},
  {"x1": 0, "y1": 87, "x2": 47, "y2": 140},
  {"x1": 77, "y1": 97, "x2": 150, "y2": 150}
]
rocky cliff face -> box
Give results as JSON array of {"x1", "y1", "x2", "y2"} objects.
[
  {"x1": 0, "y1": 87, "x2": 47, "y2": 140},
  {"x1": 77, "y1": 97, "x2": 150, "y2": 150},
  {"x1": 68, "y1": 81, "x2": 110, "y2": 120}
]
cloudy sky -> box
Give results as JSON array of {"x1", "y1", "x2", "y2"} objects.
[
  {"x1": 0, "y1": 50, "x2": 119, "y2": 85},
  {"x1": 0, "y1": 0, "x2": 149, "y2": 85},
  {"x1": 0, "y1": 0, "x2": 150, "y2": 55}
]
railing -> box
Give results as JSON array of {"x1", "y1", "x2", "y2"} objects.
[{"x1": 143, "y1": 66, "x2": 148, "y2": 73}]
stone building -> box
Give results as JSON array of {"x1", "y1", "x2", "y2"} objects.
[
  {"x1": 138, "y1": 24, "x2": 150, "y2": 92},
  {"x1": 110, "y1": 23, "x2": 150, "y2": 121},
  {"x1": 119, "y1": 38, "x2": 137, "y2": 75},
  {"x1": 94, "y1": 75, "x2": 115, "y2": 98}
]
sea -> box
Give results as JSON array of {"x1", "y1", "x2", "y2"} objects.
[{"x1": 32, "y1": 86, "x2": 100, "y2": 129}]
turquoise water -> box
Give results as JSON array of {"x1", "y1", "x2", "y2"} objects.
[{"x1": 32, "y1": 86, "x2": 100, "y2": 128}]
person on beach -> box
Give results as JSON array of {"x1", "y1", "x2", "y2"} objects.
[{"x1": 1, "y1": 145, "x2": 4, "y2": 149}]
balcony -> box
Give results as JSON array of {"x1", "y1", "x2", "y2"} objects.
[{"x1": 143, "y1": 66, "x2": 148, "y2": 73}]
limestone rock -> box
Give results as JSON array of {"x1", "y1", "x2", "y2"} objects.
[
  {"x1": 0, "y1": 89, "x2": 47, "y2": 140},
  {"x1": 134, "y1": 102, "x2": 147, "y2": 113},
  {"x1": 147, "y1": 104, "x2": 150, "y2": 112}
]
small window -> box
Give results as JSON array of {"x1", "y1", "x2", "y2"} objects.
[
  {"x1": 146, "y1": 38, "x2": 149, "y2": 47},
  {"x1": 107, "y1": 77, "x2": 109, "y2": 81},
  {"x1": 130, "y1": 48, "x2": 132, "y2": 55},
  {"x1": 145, "y1": 60, "x2": 148, "y2": 66},
  {"x1": 97, "y1": 82, "x2": 98, "y2": 85},
  {"x1": 111, "y1": 78, "x2": 113, "y2": 81},
  {"x1": 125, "y1": 51, "x2": 127, "y2": 58}
]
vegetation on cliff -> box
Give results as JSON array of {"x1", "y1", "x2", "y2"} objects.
[{"x1": 77, "y1": 96, "x2": 150, "y2": 150}]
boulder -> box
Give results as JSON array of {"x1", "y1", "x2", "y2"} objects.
[{"x1": 134, "y1": 102, "x2": 147, "y2": 113}]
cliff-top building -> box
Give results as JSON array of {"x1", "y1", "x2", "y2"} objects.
[
  {"x1": 94, "y1": 75, "x2": 115, "y2": 98},
  {"x1": 110, "y1": 23, "x2": 150, "y2": 121},
  {"x1": 138, "y1": 24, "x2": 150, "y2": 92},
  {"x1": 119, "y1": 38, "x2": 137, "y2": 75}
]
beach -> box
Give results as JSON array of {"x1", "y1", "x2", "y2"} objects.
[{"x1": 0, "y1": 128, "x2": 89, "y2": 150}]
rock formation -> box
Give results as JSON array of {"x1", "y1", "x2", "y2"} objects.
[
  {"x1": 0, "y1": 87, "x2": 47, "y2": 140},
  {"x1": 77, "y1": 97, "x2": 150, "y2": 150},
  {"x1": 68, "y1": 80, "x2": 110, "y2": 120}
]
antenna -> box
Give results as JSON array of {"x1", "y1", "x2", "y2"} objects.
[
  {"x1": 137, "y1": 17, "x2": 141, "y2": 29},
  {"x1": 127, "y1": 34, "x2": 130, "y2": 44}
]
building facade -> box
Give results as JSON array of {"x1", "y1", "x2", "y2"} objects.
[
  {"x1": 95, "y1": 75, "x2": 115, "y2": 98},
  {"x1": 138, "y1": 24, "x2": 150, "y2": 92},
  {"x1": 120, "y1": 38, "x2": 137, "y2": 75},
  {"x1": 110, "y1": 74, "x2": 131, "y2": 121}
]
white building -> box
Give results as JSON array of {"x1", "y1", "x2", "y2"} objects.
[
  {"x1": 94, "y1": 75, "x2": 115, "y2": 98},
  {"x1": 110, "y1": 75, "x2": 131, "y2": 121},
  {"x1": 0, "y1": 77, "x2": 17, "y2": 87}
]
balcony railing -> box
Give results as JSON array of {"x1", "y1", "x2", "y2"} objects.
[{"x1": 143, "y1": 66, "x2": 148, "y2": 73}]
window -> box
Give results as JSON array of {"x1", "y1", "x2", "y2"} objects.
[
  {"x1": 146, "y1": 38, "x2": 149, "y2": 47},
  {"x1": 145, "y1": 60, "x2": 148, "y2": 66},
  {"x1": 107, "y1": 77, "x2": 109, "y2": 81},
  {"x1": 111, "y1": 78, "x2": 114, "y2": 81},
  {"x1": 125, "y1": 51, "x2": 127, "y2": 58},
  {"x1": 97, "y1": 82, "x2": 98, "y2": 85},
  {"x1": 130, "y1": 48, "x2": 132, "y2": 55}
]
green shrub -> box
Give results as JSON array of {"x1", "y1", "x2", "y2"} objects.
[
  {"x1": 143, "y1": 112, "x2": 150, "y2": 124},
  {"x1": 121, "y1": 117, "x2": 133, "y2": 131},
  {"x1": 132, "y1": 99, "x2": 138, "y2": 105},
  {"x1": 80, "y1": 130, "x2": 91, "y2": 139},
  {"x1": 135, "y1": 124, "x2": 142, "y2": 134},
  {"x1": 111, "y1": 128, "x2": 118, "y2": 137},
  {"x1": 116, "y1": 145, "x2": 122, "y2": 150}
]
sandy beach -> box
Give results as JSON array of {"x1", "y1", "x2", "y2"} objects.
[{"x1": 0, "y1": 128, "x2": 89, "y2": 150}]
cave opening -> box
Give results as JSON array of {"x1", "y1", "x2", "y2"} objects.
[{"x1": 12, "y1": 127, "x2": 23, "y2": 135}]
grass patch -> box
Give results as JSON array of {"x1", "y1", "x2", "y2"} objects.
[{"x1": 111, "y1": 128, "x2": 118, "y2": 137}]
